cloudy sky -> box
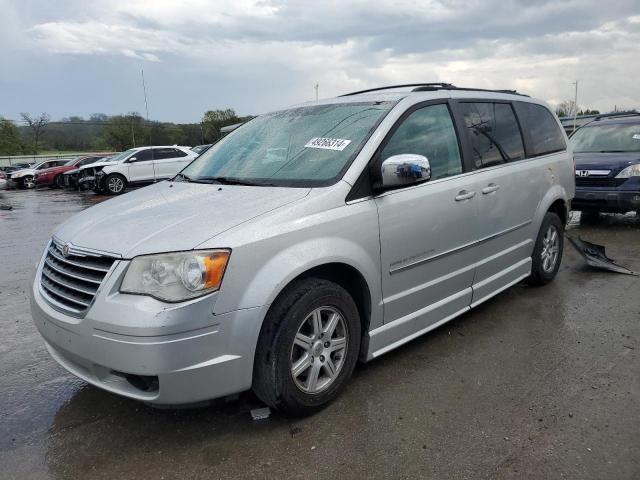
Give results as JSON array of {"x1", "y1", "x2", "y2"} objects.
[{"x1": 1, "y1": 0, "x2": 639, "y2": 123}]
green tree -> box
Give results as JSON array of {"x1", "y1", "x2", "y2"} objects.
[
  {"x1": 0, "y1": 118, "x2": 23, "y2": 155},
  {"x1": 101, "y1": 113, "x2": 146, "y2": 150},
  {"x1": 202, "y1": 108, "x2": 240, "y2": 142}
]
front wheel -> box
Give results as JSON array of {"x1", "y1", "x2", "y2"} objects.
[
  {"x1": 103, "y1": 174, "x2": 127, "y2": 195},
  {"x1": 55, "y1": 175, "x2": 65, "y2": 189},
  {"x1": 526, "y1": 212, "x2": 564, "y2": 286},
  {"x1": 253, "y1": 278, "x2": 361, "y2": 416},
  {"x1": 21, "y1": 175, "x2": 36, "y2": 189}
]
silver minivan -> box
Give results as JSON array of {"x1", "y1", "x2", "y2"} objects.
[{"x1": 31, "y1": 84, "x2": 574, "y2": 415}]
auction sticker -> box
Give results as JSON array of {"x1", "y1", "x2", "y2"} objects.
[{"x1": 305, "y1": 137, "x2": 352, "y2": 151}]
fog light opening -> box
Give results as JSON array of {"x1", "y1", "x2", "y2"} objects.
[{"x1": 111, "y1": 371, "x2": 159, "y2": 393}]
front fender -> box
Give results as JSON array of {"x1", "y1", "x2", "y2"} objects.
[{"x1": 212, "y1": 196, "x2": 384, "y2": 331}]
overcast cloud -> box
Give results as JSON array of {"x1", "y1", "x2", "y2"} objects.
[{"x1": 1, "y1": 0, "x2": 639, "y2": 122}]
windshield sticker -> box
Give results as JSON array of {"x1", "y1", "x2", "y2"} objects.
[
  {"x1": 304, "y1": 137, "x2": 352, "y2": 151},
  {"x1": 633, "y1": 134, "x2": 640, "y2": 140}
]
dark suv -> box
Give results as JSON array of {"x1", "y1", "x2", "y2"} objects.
[{"x1": 570, "y1": 113, "x2": 640, "y2": 214}]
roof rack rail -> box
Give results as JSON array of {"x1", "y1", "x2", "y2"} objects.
[
  {"x1": 339, "y1": 83, "x2": 456, "y2": 96},
  {"x1": 340, "y1": 83, "x2": 527, "y2": 97}
]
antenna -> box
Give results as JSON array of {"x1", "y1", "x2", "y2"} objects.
[
  {"x1": 141, "y1": 69, "x2": 157, "y2": 182},
  {"x1": 315, "y1": 83, "x2": 319, "y2": 101}
]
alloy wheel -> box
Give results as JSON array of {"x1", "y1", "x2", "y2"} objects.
[
  {"x1": 23, "y1": 176, "x2": 35, "y2": 189},
  {"x1": 290, "y1": 306, "x2": 348, "y2": 394},
  {"x1": 541, "y1": 225, "x2": 560, "y2": 273},
  {"x1": 108, "y1": 177, "x2": 124, "y2": 193}
]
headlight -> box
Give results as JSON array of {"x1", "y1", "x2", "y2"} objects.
[
  {"x1": 120, "y1": 250, "x2": 230, "y2": 302},
  {"x1": 616, "y1": 164, "x2": 640, "y2": 178}
]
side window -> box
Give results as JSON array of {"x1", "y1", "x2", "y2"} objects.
[
  {"x1": 380, "y1": 104, "x2": 462, "y2": 181},
  {"x1": 131, "y1": 149, "x2": 152, "y2": 162},
  {"x1": 514, "y1": 102, "x2": 566, "y2": 156},
  {"x1": 78, "y1": 157, "x2": 94, "y2": 166},
  {"x1": 460, "y1": 102, "x2": 525, "y2": 168},
  {"x1": 152, "y1": 148, "x2": 176, "y2": 160}
]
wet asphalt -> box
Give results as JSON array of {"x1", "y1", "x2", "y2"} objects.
[{"x1": 0, "y1": 188, "x2": 639, "y2": 480}]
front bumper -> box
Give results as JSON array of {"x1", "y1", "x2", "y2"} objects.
[
  {"x1": 30, "y1": 252, "x2": 265, "y2": 405},
  {"x1": 573, "y1": 188, "x2": 640, "y2": 212}
]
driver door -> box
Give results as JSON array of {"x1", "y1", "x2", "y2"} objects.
[{"x1": 373, "y1": 102, "x2": 482, "y2": 347}]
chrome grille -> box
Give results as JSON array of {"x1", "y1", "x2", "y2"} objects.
[{"x1": 40, "y1": 239, "x2": 117, "y2": 316}]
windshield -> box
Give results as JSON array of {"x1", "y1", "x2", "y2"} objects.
[
  {"x1": 109, "y1": 149, "x2": 136, "y2": 163},
  {"x1": 179, "y1": 102, "x2": 393, "y2": 187},
  {"x1": 570, "y1": 123, "x2": 640, "y2": 153}
]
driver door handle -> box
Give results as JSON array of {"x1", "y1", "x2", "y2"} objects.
[
  {"x1": 455, "y1": 190, "x2": 476, "y2": 202},
  {"x1": 482, "y1": 183, "x2": 500, "y2": 195}
]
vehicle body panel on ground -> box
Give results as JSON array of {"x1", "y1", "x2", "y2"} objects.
[
  {"x1": 571, "y1": 115, "x2": 640, "y2": 213},
  {"x1": 30, "y1": 85, "x2": 574, "y2": 412}
]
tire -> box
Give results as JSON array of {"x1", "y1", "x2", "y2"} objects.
[
  {"x1": 21, "y1": 175, "x2": 35, "y2": 189},
  {"x1": 55, "y1": 175, "x2": 65, "y2": 189},
  {"x1": 526, "y1": 212, "x2": 564, "y2": 286},
  {"x1": 253, "y1": 277, "x2": 361, "y2": 417},
  {"x1": 103, "y1": 173, "x2": 127, "y2": 195}
]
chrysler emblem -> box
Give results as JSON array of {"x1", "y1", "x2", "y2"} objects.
[{"x1": 62, "y1": 244, "x2": 71, "y2": 257}]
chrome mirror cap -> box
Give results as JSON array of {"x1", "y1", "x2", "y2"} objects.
[{"x1": 380, "y1": 154, "x2": 431, "y2": 188}]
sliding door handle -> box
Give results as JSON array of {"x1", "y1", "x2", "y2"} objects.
[
  {"x1": 482, "y1": 183, "x2": 500, "y2": 195},
  {"x1": 455, "y1": 190, "x2": 476, "y2": 202}
]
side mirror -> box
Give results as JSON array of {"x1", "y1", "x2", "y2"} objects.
[
  {"x1": 380, "y1": 154, "x2": 431, "y2": 188},
  {"x1": 128, "y1": 157, "x2": 137, "y2": 162}
]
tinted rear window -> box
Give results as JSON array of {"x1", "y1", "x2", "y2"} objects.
[
  {"x1": 460, "y1": 102, "x2": 525, "y2": 168},
  {"x1": 515, "y1": 102, "x2": 566, "y2": 156}
]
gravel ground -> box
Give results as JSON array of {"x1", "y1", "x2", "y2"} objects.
[{"x1": 1, "y1": 188, "x2": 639, "y2": 480}]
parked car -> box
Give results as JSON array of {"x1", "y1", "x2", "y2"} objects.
[
  {"x1": 191, "y1": 144, "x2": 212, "y2": 155},
  {"x1": 76, "y1": 146, "x2": 197, "y2": 195},
  {"x1": 34, "y1": 156, "x2": 106, "y2": 188},
  {"x1": 570, "y1": 113, "x2": 640, "y2": 214},
  {"x1": 30, "y1": 84, "x2": 573, "y2": 415},
  {"x1": 7, "y1": 160, "x2": 69, "y2": 189}
]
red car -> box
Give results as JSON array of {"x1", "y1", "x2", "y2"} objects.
[{"x1": 35, "y1": 156, "x2": 105, "y2": 188}]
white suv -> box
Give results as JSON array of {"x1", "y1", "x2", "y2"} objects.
[{"x1": 89, "y1": 146, "x2": 197, "y2": 195}]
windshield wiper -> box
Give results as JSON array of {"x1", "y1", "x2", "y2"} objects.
[
  {"x1": 597, "y1": 150, "x2": 628, "y2": 153},
  {"x1": 196, "y1": 176, "x2": 275, "y2": 186}
]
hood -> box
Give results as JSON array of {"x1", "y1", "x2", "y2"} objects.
[
  {"x1": 77, "y1": 160, "x2": 120, "y2": 171},
  {"x1": 574, "y1": 152, "x2": 640, "y2": 175},
  {"x1": 54, "y1": 181, "x2": 311, "y2": 258},
  {"x1": 9, "y1": 168, "x2": 36, "y2": 178}
]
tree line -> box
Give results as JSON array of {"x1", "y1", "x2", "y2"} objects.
[{"x1": 0, "y1": 109, "x2": 252, "y2": 155}]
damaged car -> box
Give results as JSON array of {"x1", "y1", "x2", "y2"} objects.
[{"x1": 31, "y1": 84, "x2": 574, "y2": 415}]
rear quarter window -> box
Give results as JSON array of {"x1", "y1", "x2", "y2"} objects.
[{"x1": 514, "y1": 102, "x2": 566, "y2": 157}]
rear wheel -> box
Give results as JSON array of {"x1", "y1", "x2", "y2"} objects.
[
  {"x1": 527, "y1": 212, "x2": 563, "y2": 286},
  {"x1": 253, "y1": 278, "x2": 361, "y2": 416},
  {"x1": 104, "y1": 174, "x2": 127, "y2": 195}
]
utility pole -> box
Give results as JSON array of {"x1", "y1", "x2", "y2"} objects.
[
  {"x1": 315, "y1": 83, "x2": 319, "y2": 101},
  {"x1": 571, "y1": 80, "x2": 578, "y2": 132}
]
